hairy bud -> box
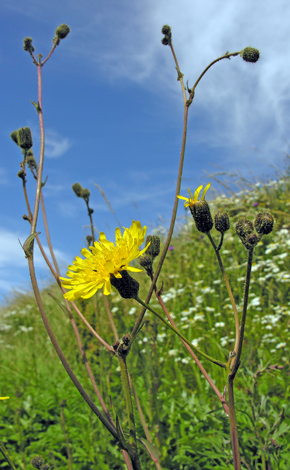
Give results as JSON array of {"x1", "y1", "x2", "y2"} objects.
[
  {"x1": 241, "y1": 47, "x2": 260, "y2": 63},
  {"x1": 10, "y1": 130, "x2": 19, "y2": 146},
  {"x1": 214, "y1": 211, "x2": 230, "y2": 233},
  {"x1": 17, "y1": 127, "x2": 33, "y2": 150},
  {"x1": 72, "y1": 183, "x2": 83, "y2": 197},
  {"x1": 23, "y1": 37, "x2": 35, "y2": 53},
  {"x1": 235, "y1": 218, "x2": 254, "y2": 243},
  {"x1": 81, "y1": 188, "x2": 91, "y2": 200},
  {"x1": 254, "y1": 212, "x2": 274, "y2": 235},
  {"x1": 161, "y1": 24, "x2": 172, "y2": 46},
  {"x1": 31, "y1": 456, "x2": 44, "y2": 469},
  {"x1": 139, "y1": 255, "x2": 153, "y2": 277},
  {"x1": 145, "y1": 235, "x2": 160, "y2": 259},
  {"x1": 190, "y1": 200, "x2": 213, "y2": 233},
  {"x1": 244, "y1": 233, "x2": 260, "y2": 250},
  {"x1": 55, "y1": 24, "x2": 70, "y2": 40}
]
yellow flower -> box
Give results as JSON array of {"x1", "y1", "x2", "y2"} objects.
[
  {"x1": 0, "y1": 397, "x2": 9, "y2": 400},
  {"x1": 177, "y1": 182, "x2": 211, "y2": 208},
  {"x1": 60, "y1": 221, "x2": 149, "y2": 300}
]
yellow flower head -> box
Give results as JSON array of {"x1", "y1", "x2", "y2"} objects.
[
  {"x1": 177, "y1": 182, "x2": 211, "y2": 208},
  {"x1": 60, "y1": 221, "x2": 149, "y2": 301}
]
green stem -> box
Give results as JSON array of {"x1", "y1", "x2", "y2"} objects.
[
  {"x1": 135, "y1": 296, "x2": 226, "y2": 368},
  {"x1": 227, "y1": 367, "x2": 241, "y2": 470},
  {"x1": 119, "y1": 356, "x2": 142, "y2": 470},
  {"x1": 206, "y1": 232, "x2": 240, "y2": 352},
  {"x1": 230, "y1": 248, "x2": 254, "y2": 379}
]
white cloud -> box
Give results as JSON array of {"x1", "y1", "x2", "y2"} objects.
[{"x1": 45, "y1": 129, "x2": 72, "y2": 158}]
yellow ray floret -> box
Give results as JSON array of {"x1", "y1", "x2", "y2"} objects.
[
  {"x1": 177, "y1": 182, "x2": 211, "y2": 208},
  {"x1": 60, "y1": 221, "x2": 149, "y2": 300}
]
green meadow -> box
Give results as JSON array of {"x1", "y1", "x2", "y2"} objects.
[{"x1": 1, "y1": 176, "x2": 290, "y2": 469}]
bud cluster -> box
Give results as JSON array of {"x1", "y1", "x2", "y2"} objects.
[
  {"x1": 235, "y1": 213, "x2": 274, "y2": 250},
  {"x1": 161, "y1": 25, "x2": 172, "y2": 46},
  {"x1": 72, "y1": 182, "x2": 91, "y2": 202}
]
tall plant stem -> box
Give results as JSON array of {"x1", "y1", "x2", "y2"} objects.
[
  {"x1": 207, "y1": 232, "x2": 239, "y2": 351},
  {"x1": 31, "y1": 63, "x2": 45, "y2": 235},
  {"x1": 227, "y1": 368, "x2": 241, "y2": 470},
  {"x1": 230, "y1": 248, "x2": 254, "y2": 379},
  {"x1": 119, "y1": 356, "x2": 142, "y2": 470}
]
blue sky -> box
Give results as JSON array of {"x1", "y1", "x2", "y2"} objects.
[{"x1": 1, "y1": 0, "x2": 290, "y2": 302}]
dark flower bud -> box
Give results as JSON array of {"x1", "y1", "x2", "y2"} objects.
[
  {"x1": 72, "y1": 183, "x2": 83, "y2": 197},
  {"x1": 241, "y1": 47, "x2": 260, "y2": 63},
  {"x1": 10, "y1": 130, "x2": 19, "y2": 146},
  {"x1": 23, "y1": 37, "x2": 35, "y2": 53},
  {"x1": 244, "y1": 233, "x2": 260, "y2": 250},
  {"x1": 214, "y1": 211, "x2": 230, "y2": 233},
  {"x1": 122, "y1": 334, "x2": 131, "y2": 346},
  {"x1": 17, "y1": 169, "x2": 26, "y2": 181},
  {"x1": 18, "y1": 127, "x2": 33, "y2": 150},
  {"x1": 235, "y1": 218, "x2": 254, "y2": 243},
  {"x1": 139, "y1": 255, "x2": 153, "y2": 277},
  {"x1": 145, "y1": 235, "x2": 160, "y2": 259},
  {"x1": 110, "y1": 271, "x2": 139, "y2": 299},
  {"x1": 86, "y1": 235, "x2": 93, "y2": 246},
  {"x1": 55, "y1": 24, "x2": 70, "y2": 40},
  {"x1": 254, "y1": 212, "x2": 274, "y2": 235},
  {"x1": 26, "y1": 150, "x2": 37, "y2": 170},
  {"x1": 161, "y1": 24, "x2": 172, "y2": 46},
  {"x1": 190, "y1": 200, "x2": 213, "y2": 233},
  {"x1": 88, "y1": 207, "x2": 94, "y2": 215},
  {"x1": 31, "y1": 455, "x2": 44, "y2": 469}
]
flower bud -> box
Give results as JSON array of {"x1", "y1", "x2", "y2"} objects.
[
  {"x1": 86, "y1": 235, "x2": 93, "y2": 246},
  {"x1": 244, "y1": 233, "x2": 260, "y2": 250},
  {"x1": 72, "y1": 183, "x2": 83, "y2": 197},
  {"x1": 241, "y1": 47, "x2": 260, "y2": 63},
  {"x1": 190, "y1": 200, "x2": 213, "y2": 233},
  {"x1": 23, "y1": 37, "x2": 35, "y2": 53},
  {"x1": 214, "y1": 211, "x2": 230, "y2": 233},
  {"x1": 26, "y1": 150, "x2": 37, "y2": 170},
  {"x1": 31, "y1": 456, "x2": 44, "y2": 469},
  {"x1": 10, "y1": 130, "x2": 19, "y2": 146},
  {"x1": 145, "y1": 235, "x2": 160, "y2": 259},
  {"x1": 254, "y1": 212, "x2": 274, "y2": 235},
  {"x1": 55, "y1": 24, "x2": 70, "y2": 40},
  {"x1": 17, "y1": 127, "x2": 33, "y2": 150},
  {"x1": 110, "y1": 271, "x2": 139, "y2": 299},
  {"x1": 235, "y1": 218, "x2": 254, "y2": 243},
  {"x1": 161, "y1": 24, "x2": 172, "y2": 46},
  {"x1": 139, "y1": 255, "x2": 153, "y2": 277},
  {"x1": 82, "y1": 188, "x2": 90, "y2": 200},
  {"x1": 17, "y1": 169, "x2": 26, "y2": 181}
]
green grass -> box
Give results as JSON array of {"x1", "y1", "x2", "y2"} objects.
[{"x1": 1, "y1": 177, "x2": 290, "y2": 469}]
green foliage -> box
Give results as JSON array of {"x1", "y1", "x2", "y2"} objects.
[{"x1": 1, "y1": 178, "x2": 290, "y2": 468}]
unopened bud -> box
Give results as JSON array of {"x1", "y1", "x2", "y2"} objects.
[
  {"x1": 110, "y1": 271, "x2": 139, "y2": 299},
  {"x1": 86, "y1": 235, "x2": 93, "y2": 246},
  {"x1": 72, "y1": 183, "x2": 83, "y2": 197},
  {"x1": 241, "y1": 47, "x2": 260, "y2": 63},
  {"x1": 31, "y1": 455, "x2": 44, "y2": 469},
  {"x1": 18, "y1": 127, "x2": 33, "y2": 150},
  {"x1": 244, "y1": 233, "x2": 260, "y2": 250},
  {"x1": 17, "y1": 170, "x2": 26, "y2": 181},
  {"x1": 214, "y1": 211, "x2": 230, "y2": 233},
  {"x1": 139, "y1": 255, "x2": 153, "y2": 277},
  {"x1": 10, "y1": 130, "x2": 19, "y2": 146},
  {"x1": 26, "y1": 150, "x2": 37, "y2": 170},
  {"x1": 235, "y1": 219, "x2": 254, "y2": 243},
  {"x1": 161, "y1": 24, "x2": 172, "y2": 46},
  {"x1": 23, "y1": 37, "x2": 35, "y2": 53},
  {"x1": 81, "y1": 188, "x2": 90, "y2": 201},
  {"x1": 55, "y1": 24, "x2": 70, "y2": 40},
  {"x1": 145, "y1": 235, "x2": 160, "y2": 259},
  {"x1": 254, "y1": 212, "x2": 274, "y2": 235},
  {"x1": 190, "y1": 200, "x2": 213, "y2": 233}
]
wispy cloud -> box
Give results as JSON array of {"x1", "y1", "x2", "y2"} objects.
[{"x1": 45, "y1": 129, "x2": 72, "y2": 158}]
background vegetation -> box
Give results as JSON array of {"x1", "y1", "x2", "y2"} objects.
[{"x1": 1, "y1": 173, "x2": 290, "y2": 469}]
